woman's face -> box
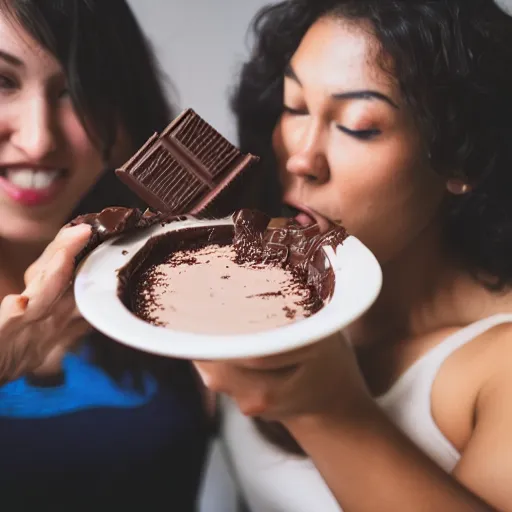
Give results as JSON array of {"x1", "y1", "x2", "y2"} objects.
[
  {"x1": 273, "y1": 17, "x2": 446, "y2": 263},
  {"x1": 0, "y1": 15, "x2": 105, "y2": 243}
]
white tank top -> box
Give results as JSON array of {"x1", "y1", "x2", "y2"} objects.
[{"x1": 220, "y1": 313, "x2": 512, "y2": 512}]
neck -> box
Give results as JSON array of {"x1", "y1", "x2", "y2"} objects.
[
  {"x1": 0, "y1": 238, "x2": 48, "y2": 295},
  {"x1": 348, "y1": 222, "x2": 509, "y2": 347}
]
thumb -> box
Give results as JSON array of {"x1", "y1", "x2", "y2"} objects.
[{"x1": 24, "y1": 224, "x2": 91, "y2": 287}]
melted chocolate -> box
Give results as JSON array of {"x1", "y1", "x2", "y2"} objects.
[
  {"x1": 117, "y1": 224, "x2": 234, "y2": 311},
  {"x1": 116, "y1": 209, "x2": 348, "y2": 331},
  {"x1": 68, "y1": 206, "x2": 187, "y2": 265},
  {"x1": 233, "y1": 209, "x2": 348, "y2": 302}
]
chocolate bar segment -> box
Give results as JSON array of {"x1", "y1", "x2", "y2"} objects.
[{"x1": 115, "y1": 109, "x2": 259, "y2": 214}]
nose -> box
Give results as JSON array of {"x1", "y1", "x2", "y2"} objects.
[
  {"x1": 285, "y1": 118, "x2": 329, "y2": 184},
  {"x1": 10, "y1": 95, "x2": 58, "y2": 161}
]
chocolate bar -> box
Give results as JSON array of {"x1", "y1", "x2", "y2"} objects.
[{"x1": 115, "y1": 108, "x2": 259, "y2": 215}]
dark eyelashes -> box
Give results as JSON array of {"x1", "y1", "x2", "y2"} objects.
[
  {"x1": 282, "y1": 105, "x2": 307, "y2": 115},
  {"x1": 0, "y1": 74, "x2": 70, "y2": 103},
  {"x1": 282, "y1": 105, "x2": 381, "y2": 140},
  {"x1": 0, "y1": 74, "x2": 18, "y2": 90},
  {"x1": 335, "y1": 125, "x2": 381, "y2": 140}
]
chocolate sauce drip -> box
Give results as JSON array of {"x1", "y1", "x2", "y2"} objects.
[
  {"x1": 68, "y1": 206, "x2": 186, "y2": 265},
  {"x1": 233, "y1": 209, "x2": 348, "y2": 302}
]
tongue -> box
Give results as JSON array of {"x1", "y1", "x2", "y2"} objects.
[{"x1": 295, "y1": 211, "x2": 316, "y2": 227}]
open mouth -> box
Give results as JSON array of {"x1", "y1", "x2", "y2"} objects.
[
  {"x1": 0, "y1": 168, "x2": 68, "y2": 190},
  {"x1": 0, "y1": 168, "x2": 69, "y2": 206},
  {"x1": 281, "y1": 203, "x2": 332, "y2": 233}
]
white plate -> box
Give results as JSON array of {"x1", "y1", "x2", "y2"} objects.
[{"x1": 74, "y1": 217, "x2": 382, "y2": 360}]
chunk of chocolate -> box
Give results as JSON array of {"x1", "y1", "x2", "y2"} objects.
[
  {"x1": 68, "y1": 206, "x2": 183, "y2": 265},
  {"x1": 233, "y1": 209, "x2": 348, "y2": 271},
  {"x1": 115, "y1": 108, "x2": 259, "y2": 215}
]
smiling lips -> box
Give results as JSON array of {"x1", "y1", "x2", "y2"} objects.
[{"x1": 0, "y1": 168, "x2": 67, "y2": 206}]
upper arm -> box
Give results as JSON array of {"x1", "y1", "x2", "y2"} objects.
[{"x1": 454, "y1": 335, "x2": 512, "y2": 511}]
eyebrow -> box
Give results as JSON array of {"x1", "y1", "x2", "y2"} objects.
[
  {"x1": 0, "y1": 50, "x2": 24, "y2": 67},
  {"x1": 284, "y1": 64, "x2": 399, "y2": 110}
]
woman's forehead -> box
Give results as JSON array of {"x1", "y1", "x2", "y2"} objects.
[
  {"x1": 0, "y1": 13, "x2": 62, "y2": 77},
  {"x1": 290, "y1": 17, "x2": 396, "y2": 97}
]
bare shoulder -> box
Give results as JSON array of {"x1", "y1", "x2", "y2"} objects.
[
  {"x1": 476, "y1": 319, "x2": 512, "y2": 374},
  {"x1": 453, "y1": 319, "x2": 512, "y2": 510},
  {"x1": 475, "y1": 319, "x2": 512, "y2": 400},
  {"x1": 431, "y1": 317, "x2": 512, "y2": 453},
  {"x1": 447, "y1": 318, "x2": 512, "y2": 405}
]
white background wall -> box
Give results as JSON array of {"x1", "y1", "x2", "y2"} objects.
[
  {"x1": 501, "y1": 0, "x2": 512, "y2": 12},
  {"x1": 127, "y1": 0, "x2": 272, "y2": 144},
  {"x1": 128, "y1": 0, "x2": 512, "y2": 144}
]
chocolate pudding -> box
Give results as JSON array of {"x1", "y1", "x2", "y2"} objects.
[
  {"x1": 117, "y1": 210, "x2": 348, "y2": 336},
  {"x1": 133, "y1": 242, "x2": 319, "y2": 335}
]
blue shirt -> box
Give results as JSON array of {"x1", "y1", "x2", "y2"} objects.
[{"x1": 0, "y1": 345, "x2": 209, "y2": 510}]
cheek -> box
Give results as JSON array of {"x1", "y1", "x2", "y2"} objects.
[
  {"x1": 61, "y1": 111, "x2": 104, "y2": 179},
  {"x1": 272, "y1": 117, "x2": 303, "y2": 182},
  {"x1": 272, "y1": 119, "x2": 287, "y2": 176},
  {"x1": 328, "y1": 138, "x2": 445, "y2": 261}
]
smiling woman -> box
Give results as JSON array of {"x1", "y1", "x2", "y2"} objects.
[
  {"x1": 0, "y1": 0, "x2": 169, "y2": 245},
  {"x1": 0, "y1": 1, "x2": 208, "y2": 510}
]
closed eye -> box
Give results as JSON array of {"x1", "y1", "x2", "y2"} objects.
[
  {"x1": 0, "y1": 73, "x2": 18, "y2": 92},
  {"x1": 282, "y1": 105, "x2": 308, "y2": 116},
  {"x1": 336, "y1": 125, "x2": 381, "y2": 140}
]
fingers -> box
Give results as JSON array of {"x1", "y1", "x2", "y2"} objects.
[
  {"x1": 23, "y1": 250, "x2": 70, "y2": 321},
  {"x1": 194, "y1": 361, "x2": 280, "y2": 417},
  {"x1": 194, "y1": 361, "x2": 233, "y2": 393},
  {"x1": 27, "y1": 315, "x2": 91, "y2": 377},
  {"x1": 193, "y1": 333, "x2": 348, "y2": 419},
  {"x1": 24, "y1": 224, "x2": 91, "y2": 286},
  {"x1": 32, "y1": 288, "x2": 86, "y2": 344},
  {"x1": 0, "y1": 327, "x2": 39, "y2": 384},
  {"x1": 0, "y1": 294, "x2": 29, "y2": 331},
  {"x1": 30, "y1": 343, "x2": 68, "y2": 377},
  {"x1": 58, "y1": 318, "x2": 92, "y2": 348}
]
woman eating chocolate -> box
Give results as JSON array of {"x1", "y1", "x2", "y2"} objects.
[{"x1": 196, "y1": 0, "x2": 512, "y2": 510}]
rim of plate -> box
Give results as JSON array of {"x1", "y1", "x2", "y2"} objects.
[{"x1": 74, "y1": 218, "x2": 382, "y2": 360}]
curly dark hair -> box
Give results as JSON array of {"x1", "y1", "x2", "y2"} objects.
[
  {"x1": 232, "y1": 0, "x2": 512, "y2": 287},
  {"x1": 231, "y1": 0, "x2": 512, "y2": 454}
]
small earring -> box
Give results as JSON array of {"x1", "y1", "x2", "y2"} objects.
[{"x1": 446, "y1": 179, "x2": 472, "y2": 195}]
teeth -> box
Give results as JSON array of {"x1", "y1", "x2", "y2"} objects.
[
  {"x1": 33, "y1": 171, "x2": 60, "y2": 189},
  {"x1": 5, "y1": 170, "x2": 61, "y2": 190},
  {"x1": 7, "y1": 170, "x2": 32, "y2": 189}
]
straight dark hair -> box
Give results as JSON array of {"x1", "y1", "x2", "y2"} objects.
[{"x1": 0, "y1": 0, "x2": 175, "y2": 213}]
